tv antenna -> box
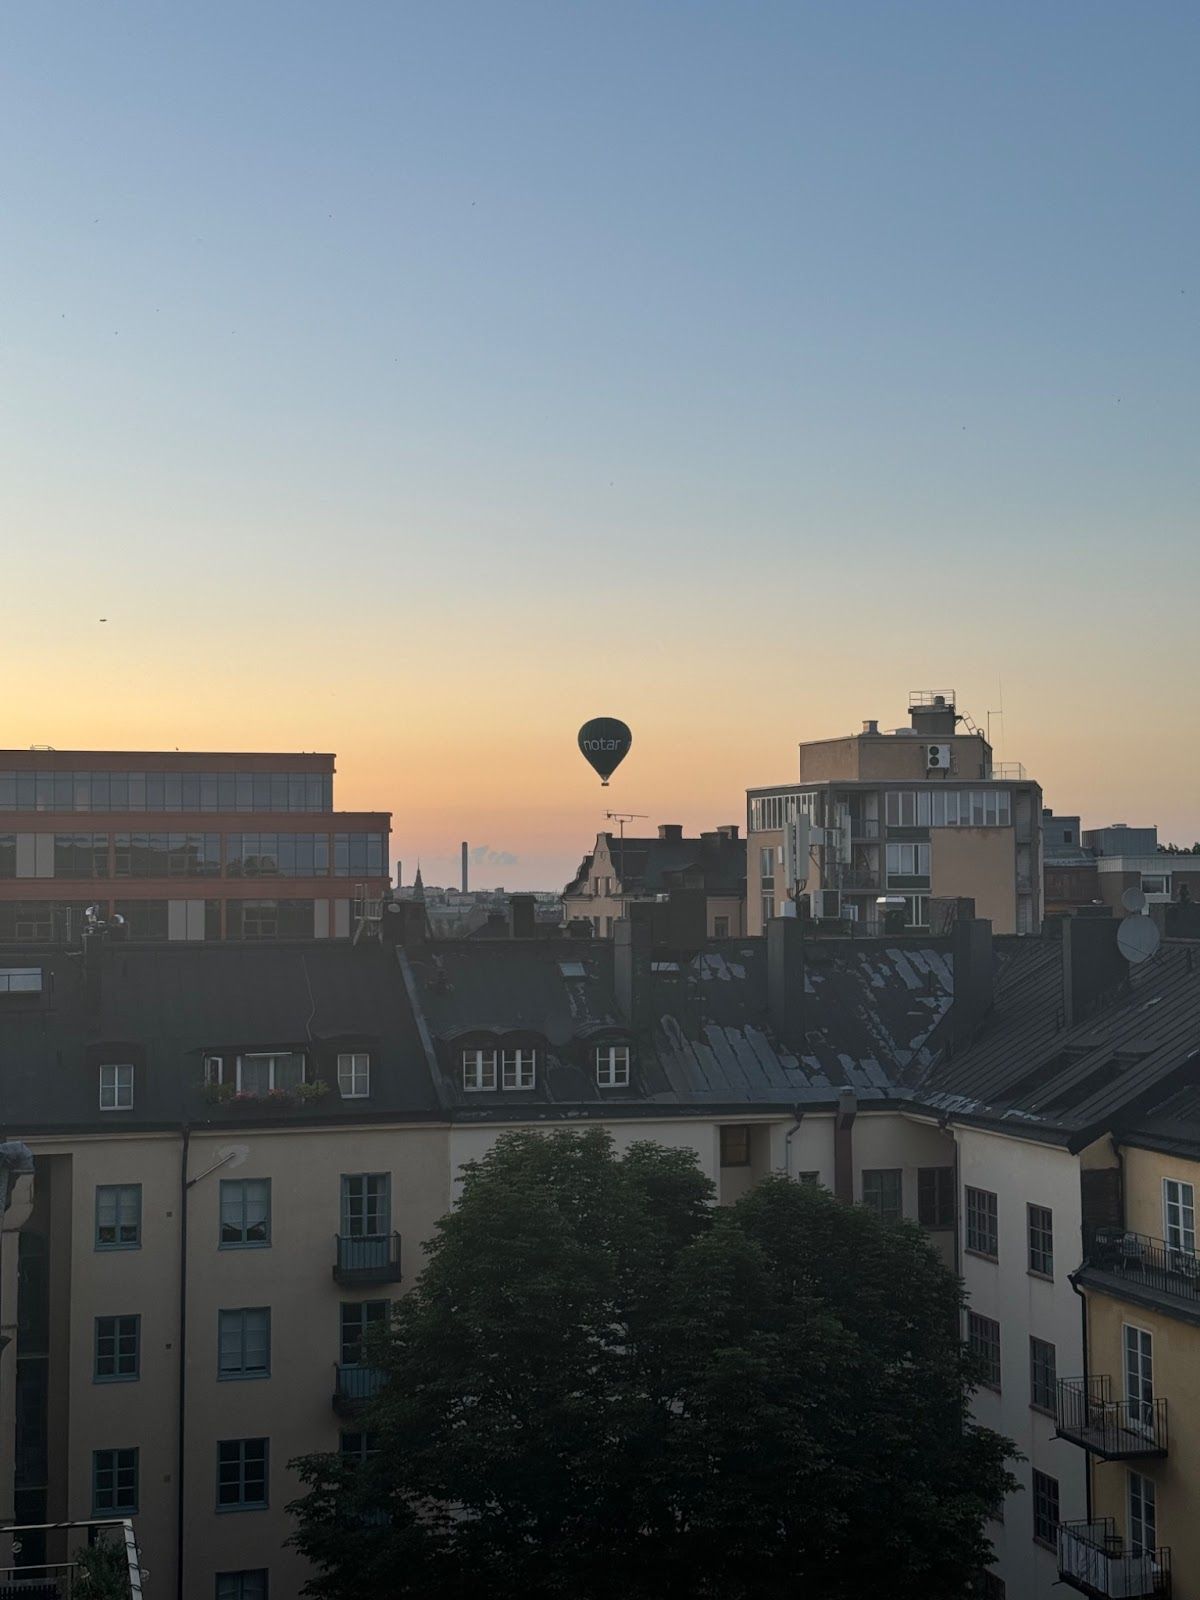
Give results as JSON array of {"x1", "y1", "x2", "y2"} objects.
[{"x1": 605, "y1": 811, "x2": 646, "y2": 839}]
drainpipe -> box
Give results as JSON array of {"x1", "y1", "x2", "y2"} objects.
[
  {"x1": 783, "y1": 1108, "x2": 804, "y2": 1178},
  {"x1": 1068, "y1": 1270, "x2": 1093, "y2": 1524},
  {"x1": 176, "y1": 1126, "x2": 190, "y2": 1600}
]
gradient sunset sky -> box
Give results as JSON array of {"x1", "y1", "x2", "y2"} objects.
[{"x1": 3, "y1": 2, "x2": 1197, "y2": 889}]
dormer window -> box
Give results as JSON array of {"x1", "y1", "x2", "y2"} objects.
[
  {"x1": 501, "y1": 1049, "x2": 536, "y2": 1090},
  {"x1": 462, "y1": 1049, "x2": 497, "y2": 1092},
  {"x1": 595, "y1": 1045, "x2": 630, "y2": 1088},
  {"x1": 99, "y1": 1063, "x2": 134, "y2": 1111},
  {"x1": 207, "y1": 1052, "x2": 306, "y2": 1094},
  {"x1": 337, "y1": 1052, "x2": 370, "y2": 1099}
]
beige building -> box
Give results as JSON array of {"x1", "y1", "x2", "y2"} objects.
[
  {"x1": 562, "y1": 823, "x2": 746, "y2": 938},
  {"x1": 747, "y1": 690, "x2": 1042, "y2": 935}
]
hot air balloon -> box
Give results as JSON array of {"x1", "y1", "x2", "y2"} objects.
[{"x1": 578, "y1": 717, "x2": 632, "y2": 786}]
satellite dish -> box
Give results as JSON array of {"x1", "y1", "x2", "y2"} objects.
[
  {"x1": 1122, "y1": 887, "x2": 1148, "y2": 914},
  {"x1": 1118, "y1": 916, "x2": 1161, "y2": 965},
  {"x1": 577, "y1": 717, "x2": 632, "y2": 786}
]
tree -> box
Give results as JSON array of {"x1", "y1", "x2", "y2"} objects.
[
  {"x1": 72, "y1": 1535, "x2": 130, "y2": 1599},
  {"x1": 289, "y1": 1130, "x2": 1016, "y2": 1600}
]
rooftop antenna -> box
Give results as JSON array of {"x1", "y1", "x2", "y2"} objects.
[{"x1": 605, "y1": 811, "x2": 646, "y2": 840}]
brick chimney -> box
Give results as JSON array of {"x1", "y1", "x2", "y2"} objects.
[
  {"x1": 658, "y1": 824, "x2": 684, "y2": 841},
  {"x1": 508, "y1": 894, "x2": 537, "y2": 940}
]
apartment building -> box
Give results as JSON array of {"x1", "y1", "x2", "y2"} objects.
[
  {"x1": 746, "y1": 690, "x2": 1042, "y2": 935},
  {"x1": 561, "y1": 823, "x2": 745, "y2": 937},
  {"x1": 5, "y1": 903, "x2": 1197, "y2": 1597},
  {"x1": 0, "y1": 749, "x2": 389, "y2": 944},
  {"x1": 1085, "y1": 823, "x2": 1200, "y2": 919}
]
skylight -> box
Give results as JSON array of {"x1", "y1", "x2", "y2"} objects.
[
  {"x1": 0, "y1": 968, "x2": 42, "y2": 994},
  {"x1": 558, "y1": 961, "x2": 587, "y2": 979}
]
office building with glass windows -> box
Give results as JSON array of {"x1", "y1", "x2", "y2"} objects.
[
  {"x1": 0, "y1": 749, "x2": 389, "y2": 943},
  {"x1": 746, "y1": 691, "x2": 1043, "y2": 935}
]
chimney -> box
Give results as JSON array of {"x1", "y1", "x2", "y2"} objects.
[
  {"x1": 862, "y1": 719, "x2": 879, "y2": 735},
  {"x1": 716, "y1": 823, "x2": 739, "y2": 841},
  {"x1": 614, "y1": 912, "x2": 653, "y2": 1026},
  {"x1": 833, "y1": 1088, "x2": 857, "y2": 1204},
  {"x1": 461, "y1": 842, "x2": 469, "y2": 895},
  {"x1": 767, "y1": 916, "x2": 805, "y2": 1049},
  {"x1": 1062, "y1": 914, "x2": 1126, "y2": 1029},
  {"x1": 508, "y1": 894, "x2": 536, "y2": 940},
  {"x1": 658, "y1": 824, "x2": 684, "y2": 842},
  {"x1": 380, "y1": 900, "x2": 428, "y2": 949},
  {"x1": 666, "y1": 888, "x2": 706, "y2": 950},
  {"x1": 952, "y1": 918, "x2": 994, "y2": 1051}
]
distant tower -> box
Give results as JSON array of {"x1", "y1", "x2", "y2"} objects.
[
  {"x1": 412, "y1": 863, "x2": 425, "y2": 904},
  {"x1": 461, "y1": 841, "x2": 469, "y2": 895}
]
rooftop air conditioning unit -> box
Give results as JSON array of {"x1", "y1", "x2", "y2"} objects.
[{"x1": 926, "y1": 744, "x2": 951, "y2": 771}]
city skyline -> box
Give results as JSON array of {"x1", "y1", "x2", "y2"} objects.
[{"x1": 3, "y1": 2, "x2": 1197, "y2": 888}]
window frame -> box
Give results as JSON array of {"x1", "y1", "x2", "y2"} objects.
[
  {"x1": 94, "y1": 1315, "x2": 140, "y2": 1383},
  {"x1": 1031, "y1": 1468, "x2": 1060, "y2": 1548},
  {"x1": 501, "y1": 1048, "x2": 536, "y2": 1090},
  {"x1": 95, "y1": 1184, "x2": 142, "y2": 1251},
  {"x1": 968, "y1": 1310, "x2": 1002, "y2": 1391},
  {"x1": 340, "y1": 1299, "x2": 388, "y2": 1367},
  {"x1": 1027, "y1": 1203, "x2": 1054, "y2": 1279},
  {"x1": 337, "y1": 1051, "x2": 370, "y2": 1099},
  {"x1": 595, "y1": 1044, "x2": 630, "y2": 1088},
  {"x1": 461, "y1": 1048, "x2": 497, "y2": 1092},
  {"x1": 341, "y1": 1173, "x2": 390, "y2": 1239},
  {"x1": 219, "y1": 1178, "x2": 272, "y2": 1250},
  {"x1": 719, "y1": 1125, "x2": 752, "y2": 1168},
  {"x1": 92, "y1": 1447, "x2": 139, "y2": 1516},
  {"x1": 917, "y1": 1166, "x2": 954, "y2": 1228},
  {"x1": 215, "y1": 1575, "x2": 268, "y2": 1600},
  {"x1": 965, "y1": 1186, "x2": 999, "y2": 1260},
  {"x1": 1029, "y1": 1335, "x2": 1057, "y2": 1414},
  {"x1": 1163, "y1": 1177, "x2": 1196, "y2": 1255},
  {"x1": 1128, "y1": 1469, "x2": 1157, "y2": 1558},
  {"x1": 861, "y1": 1167, "x2": 903, "y2": 1223},
  {"x1": 218, "y1": 1307, "x2": 271, "y2": 1382},
  {"x1": 99, "y1": 1062, "x2": 134, "y2": 1111},
  {"x1": 216, "y1": 1437, "x2": 269, "y2": 1513}
]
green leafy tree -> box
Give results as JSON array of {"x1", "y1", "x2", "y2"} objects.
[
  {"x1": 72, "y1": 1536, "x2": 130, "y2": 1599},
  {"x1": 289, "y1": 1130, "x2": 1016, "y2": 1600}
]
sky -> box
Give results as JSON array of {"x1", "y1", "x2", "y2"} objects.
[{"x1": 2, "y1": 2, "x2": 1197, "y2": 888}]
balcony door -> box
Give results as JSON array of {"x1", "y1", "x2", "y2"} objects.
[
  {"x1": 341, "y1": 1173, "x2": 391, "y2": 1270},
  {"x1": 1128, "y1": 1470, "x2": 1157, "y2": 1558},
  {"x1": 1163, "y1": 1178, "x2": 1195, "y2": 1255},
  {"x1": 1123, "y1": 1324, "x2": 1154, "y2": 1435}
]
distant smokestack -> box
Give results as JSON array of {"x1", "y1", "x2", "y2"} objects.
[{"x1": 461, "y1": 841, "x2": 469, "y2": 895}]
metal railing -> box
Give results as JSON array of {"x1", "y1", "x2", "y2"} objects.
[
  {"x1": 992, "y1": 762, "x2": 1027, "y2": 780},
  {"x1": 838, "y1": 868, "x2": 880, "y2": 891},
  {"x1": 333, "y1": 1364, "x2": 386, "y2": 1414},
  {"x1": 1056, "y1": 1376, "x2": 1168, "y2": 1459},
  {"x1": 1057, "y1": 1519, "x2": 1171, "y2": 1597},
  {"x1": 333, "y1": 1232, "x2": 402, "y2": 1283},
  {"x1": 0, "y1": 1520, "x2": 142, "y2": 1600},
  {"x1": 1083, "y1": 1226, "x2": 1200, "y2": 1309}
]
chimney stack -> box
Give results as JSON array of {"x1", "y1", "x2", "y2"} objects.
[
  {"x1": 951, "y1": 918, "x2": 994, "y2": 1051},
  {"x1": 658, "y1": 824, "x2": 684, "y2": 842},
  {"x1": 1062, "y1": 914, "x2": 1126, "y2": 1029},
  {"x1": 767, "y1": 916, "x2": 805, "y2": 1049},
  {"x1": 862, "y1": 719, "x2": 879, "y2": 735},
  {"x1": 508, "y1": 894, "x2": 536, "y2": 940},
  {"x1": 614, "y1": 912, "x2": 653, "y2": 1026}
]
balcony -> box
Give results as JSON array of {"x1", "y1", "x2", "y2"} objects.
[
  {"x1": 1082, "y1": 1227, "x2": 1200, "y2": 1319},
  {"x1": 850, "y1": 818, "x2": 881, "y2": 840},
  {"x1": 1056, "y1": 1376, "x2": 1168, "y2": 1460},
  {"x1": 839, "y1": 867, "x2": 880, "y2": 892},
  {"x1": 333, "y1": 1232, "x2": 402, "y2": 1286},
  {"x1": 1057, "y1": 1519, "x2": 1170, "y2": 1598},
  {"x1": 333, "y1": 1363, "x2": 386, "y2": 1418}
]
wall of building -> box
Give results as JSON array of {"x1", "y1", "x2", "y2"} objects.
[
  {"x1": 954, "y1": 1127, "x2": 1087, "y2": 1599},
  {"x1": 931, "y1": 828, "x2": 1017, "y2": 934}
]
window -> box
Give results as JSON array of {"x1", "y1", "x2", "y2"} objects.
[
  {"x1": 96, "y1": 1184, "x2": 141, "y2": 1249},
  {"x1": 337, "y1": 1052, "x2": 370, "y2": 1098},
  {"x1": 1141, "y1": 873, "x2": 1170, "y2": 897},
  {"x1": 968, "y1": 1311, "x2": 1001, "y2": 1390},
  {"x1": 713, "y1": 916, "x2": 730, "y2": 938},
  {"x1": 1128, "y1": 1470, "x2": 1157, "y2": 1557},
  {"x1": 341, "y1": 1174, "x2": 390, "y2": 1238},
  {"x1": 340, "y1": 1432, "x2": 379, "y2": 1464},
  {"x1": 902, "y1": 893, "x2": 930, "y2": 928},
  {"x1": 1031, "y1": 1469, "x2": 1059, "y2": 1546},
  {"x1": 218, "y1": 1308, "x2": 271, "y2": 1380},
  {"x1": 92, "y1": 1448, "x2": 138, "y2": 1515},
  {"x1": 1124, "y1": 1324, "x2": 1154, "y2": 1431},
  {"x1": 885, "y1": 842, "x2": 930, "y2": 884},
  {"x1": 761, "y1": 895, "x2": 776, "y2": 923},
  {"x1": 917, "y1": 1167, "x2": 954, "y2": 1228},
  {"x1": 220, "y1": 1179, "x2": 271, "y2": 1248},
  {"x1": 462, "y1": 1049, "x2": 497, "y2": 1091},
  {"x1": 216, "y1": 1575, "x2": 267, "y2": 1600},
  {"x1": 1027, "y1": 1204, "x2": 1054, "y2": 1277},
  {"x1": 889, "y1": 789, "x2": 1012, "y2": 829},
  {"x1": 225, "y1": 833, "x2": 329, "y2": 878},
  {"x1": 53, "y1": 833, "x2": 109, "y2": 878},
  {"x1": 595, "y1": 1045, "x2": 630, "y2": 1088},
  {"x1": 0, "y1": 967, "x2": 42, "y2": 993},
  {"x1": 113, "y1": 900, "x2": 168, "y2": 939},
  {"x1": 94, "y1": 1316, "x2": 140, "y2": 1382},
  {"x1": 225, "y1": 899, "x2": 314, "y2": 939},
  {"x1": 748, "y1": 792, "x2": 817, "y2": 832},
  {"x1": 720, "y1": 1126, "x2": 752, "y2": 1167},
  {"x1": 965, "y1": 1187, "x2": 999, "y2": 1258},
  {"x1": 231, "y1": 1052, "x2": 305, "y2": 1095},
  {"x1": 341, "y1": 1301, "x2": 388, "y2": 1366},
  {"x1": 99, "y1": 1063, "x2": 133, "y2": 1111},
  {"x1": 798, "y1": 1171, "x2": 821, "y2": 1186},
  {"x1": 862, "y1": 1168, "x2": 902, "y2": 1222},
  {"x1": 333, "y1": 832, "x2": 386, "y2": 877},
  {"x1": 1029, "y1": 1337, "x2": 1056, "y2": 1413},
  {"x1": 1164, "y1": 1178, "x2": 1195, "y2": 1254},
  {"x1": 501, "y1": 1049, "x2": 536, "y2": 1090},
  {"x1": 217, "y1": 1438, "x2": 268, "y2": 1511}
]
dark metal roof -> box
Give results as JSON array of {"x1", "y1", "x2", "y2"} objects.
[{"x1": 564, "y1": 834, "x2": 746, "y2": 897}]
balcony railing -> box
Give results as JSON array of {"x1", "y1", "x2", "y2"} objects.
[
  {"x1": 1057, "y1": 1519, "x2": 1171, "y2": 1598},
  {"x1": 0, "y1": 1520, "x2": 143, "y2": 1600},
  {"x1": 333, "y1": 1364, "x2": 386, "y2": 1417},
  {"x1": 333, "y1": 1232, "x2": 402, "y2": 1285},
  {"x1": 1056, "y1": 1376, "x2": 1168, "y2": 1460},
  {"x1": 1083, "y1": 1226, "x2": 1200, "y2": 1311},
  {"x1": 838, "y1": 868, "x2": 880, "y2": 891}
]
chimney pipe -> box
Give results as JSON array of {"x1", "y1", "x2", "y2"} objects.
[
  {"x1": 767, "y1": 917, "x2": 805, "y2": 1048},
  {"x1": 834, "y1": 1089, "x2": 857, "y2": 1205},
  {"x1": 508, "y1": 894, "x2": 536, "y2": 940},
  {"x1": 951, "y1": 918, "x2": 994, "y2": 1051},
  {"x1": 614, "y1": 914, "x2": 652, "y2": 1026},
  {"x1": 461, "y1": 842, "x2": 468, "y2": 895},
  {"x1": 862, "y1": 720, "x2": 879, "y2": 735},
  {"x1": 1062, "y1": 915, "x2": 1125, "y2": 1029}
]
